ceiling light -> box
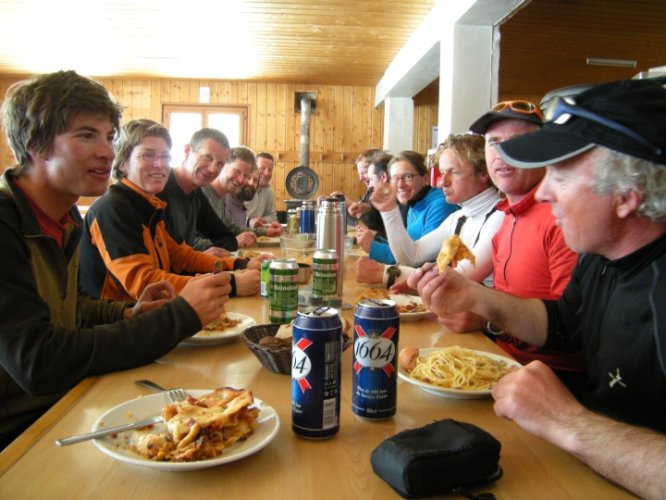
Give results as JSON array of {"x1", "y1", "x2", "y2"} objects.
[{"x1": 586, "y1": 58, "x2": 637, "y2": 68}]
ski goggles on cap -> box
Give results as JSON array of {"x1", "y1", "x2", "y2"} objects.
[{"x1": 544, "y1": 96, "x2": 662, "y2": 156}]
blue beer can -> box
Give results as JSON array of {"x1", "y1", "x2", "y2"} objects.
[
  {"x1": 292, "y1": 306, "x2": 343, "y2": 439},
  {"x1": 352, "y1": 299, "x2": 399, "y2": 420},
  {"x1": 299, "y1": 201, "x2": 315, "y2": 234}
]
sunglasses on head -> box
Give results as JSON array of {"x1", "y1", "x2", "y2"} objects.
[
  {"x1": 544, "y1": 97, "x2": 663, "y2": 156},
  {"x1": 491, "y1": 100, "x2": 544, "y2": 120}
]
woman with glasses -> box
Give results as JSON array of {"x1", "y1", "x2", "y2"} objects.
[
  {"x1": 357, "y1": 134, "x2": 504, "y2": 289},
  {"x1": 80, "y1": 119, "x2": 260, "y2": 301},
  {"x1": 356, "y1": 150, "x2": 456, "y2": 264}
]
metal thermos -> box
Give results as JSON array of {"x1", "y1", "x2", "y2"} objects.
[
  {"x1": 316, "y1": 199, "x2": 344, "y2": 305},
  {"x1": 331, "y1": 193, "x2": 347, "y2": 235},
  {"x1": 300, "y1": 200, "x2": 315, "y2": 234}
]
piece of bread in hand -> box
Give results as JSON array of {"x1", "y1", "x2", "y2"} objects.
[{"x1": 436, "y1": 234, "x2": 476, "y2": 271}]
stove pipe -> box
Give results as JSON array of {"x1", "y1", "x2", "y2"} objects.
[{"x1": 299, "y1": 97, "x2": 312, "y2": 168}]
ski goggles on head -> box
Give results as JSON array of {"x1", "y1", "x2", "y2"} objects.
[
  {"x1": 490, "y1": 100, "x2": 544, "y2": 120},
  {"x1": 544, "y1": 96, "x2": 662, "y2": 156}
]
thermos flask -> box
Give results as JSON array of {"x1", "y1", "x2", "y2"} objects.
[
  {"x1": 300, "y1": 200, "x2": 315, "y2": 234},
  {"x1": 331, "y1": 193, "x2": 347, "y2": 236},
  {"x1": 315, "y1": 198, "x2": 344, "y2": 305}
]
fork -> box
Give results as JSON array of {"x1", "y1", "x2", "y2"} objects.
[
  {"x1": 166, "y1": 388, "x2": 188, "y2": 404},
  {"x1": 55, "y1": 384, "x2": 188, "y2": 446},
  {"x1": 134, "y1": 379, "x2": 188, "y2": 403}
]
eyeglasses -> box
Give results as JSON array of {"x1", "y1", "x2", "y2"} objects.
[
  {"x1": 135, "y1": 151, "x2": 172, "y2": 164},
  {"x1": 390, "y1": 173, "x2": 420, "y2": 183},
  {"x1": 545, "y1": 97, "x2": 662, "y2": 156},
  {"x1": 491, "y1": 100, "x2": 544, "y2": 120}
]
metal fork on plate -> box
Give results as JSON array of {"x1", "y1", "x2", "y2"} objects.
[
  {"x1": 166, "y1": 388, "x2": 188, "y2": 403},
  {"x1": 134, "y1": 379, "x2": 187, "y2": 403},
  {"x1": 54, "y1": 384, "x2": 187, "y2": 446}
]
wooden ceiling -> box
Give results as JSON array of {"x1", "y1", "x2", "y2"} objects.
[
  {"x1": 0, "y1": 0, "x2": 663, "y2": 96},
  {"x1": 0, "y1": 0, "x2": 437, "y2": 87}
]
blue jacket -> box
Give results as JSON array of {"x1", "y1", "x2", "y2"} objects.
[{"x1": 369, "y1": 187, "x2": 455, "y2": 264}]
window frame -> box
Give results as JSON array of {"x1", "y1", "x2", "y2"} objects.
[{"x1": 162, "y1": 103, "x2": 249, "y2": 148}]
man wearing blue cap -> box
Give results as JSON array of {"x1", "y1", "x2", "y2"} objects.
[{"x1": 409, "y1": 77, "x2": 666, "y2": 498}]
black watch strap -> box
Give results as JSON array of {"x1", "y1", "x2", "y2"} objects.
[{"x1": 386, "y1": 265, "x2": 401, "y2": 288}]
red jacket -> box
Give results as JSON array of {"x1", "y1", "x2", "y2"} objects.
[{"x1": 491, "y1": 185, "x2": 582, "y2": 372}]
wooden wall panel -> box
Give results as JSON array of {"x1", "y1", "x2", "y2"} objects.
[
  {"x1": 413, "y1": 79, "x2": 439, "y2": 155},
  {"x1": 274, "y1": 83, "x2": 288, "y2": 152},
  {"x1": 0, "y1": 75, "x2": 391, "y2": 211},
  {"x1": 255, "y1": 83, "x2": 268, "y2": 151}
]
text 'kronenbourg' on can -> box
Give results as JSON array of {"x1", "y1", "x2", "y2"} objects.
[
  {"x1": 292, "y1": 307, "x2": 343, "y2": 439},
  {"x1": 352, "y1": 299, "x2": 399, "y2": 420},
  {"x1": 311, "y1": 249, "x2": 339, "y2": 306},
  {"x1": 269, "y1": 259, "x2": 299, "y2": 324},
  {"x1": 260, "y1": 259, "x2": 273, "y2": 298}
]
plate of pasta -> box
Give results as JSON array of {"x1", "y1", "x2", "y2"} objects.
[
  {"x1": 397, "y1": 346, "x2": 521, "y2": 399},
  {"x1": 181, "y1": 312, "x2": 256, "y2": 346},
  {"x1": 389, "y1": 294, "x2": 430, "y2": 321},
  {"x1": 92, "y1": 389, "x2": 280, "y2": 471},
  {"x1": 256, "y1": 236, "x2": 280, "y2": 247}
]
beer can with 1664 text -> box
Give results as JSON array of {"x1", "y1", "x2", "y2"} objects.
[
  {"x1": 352, "y1": 299, "x2": 399, "y2": 420},
  {"x1": 292, "y1": 307, "x2": 343, "y2": 439}
]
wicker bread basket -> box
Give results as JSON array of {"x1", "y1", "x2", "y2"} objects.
[
  {"x1": 242, "y1": 324, "x2": 292, "y2": 375},
  {"x1": 243, "y1": 322, "x2": 352, "y2": 375}
]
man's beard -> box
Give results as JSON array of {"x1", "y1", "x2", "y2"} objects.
[{"x1": 236, "y1": 187, "x2": 256, "y2": 201}]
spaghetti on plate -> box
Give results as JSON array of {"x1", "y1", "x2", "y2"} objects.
[{"x1": 409, "y1": 346, "x2": 510, "y2": 391}]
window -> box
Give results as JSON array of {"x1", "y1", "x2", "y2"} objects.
[{"x1": 163, "y1": 105, "x2": 248, "y2": 165}]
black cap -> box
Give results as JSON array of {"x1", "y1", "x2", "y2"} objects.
[
  {"x1": 469, "y1": 101, "x2": 543, "y2": 134},
  {"x1": 496, "y1": 77, "x2": 666, "y2": 168}
]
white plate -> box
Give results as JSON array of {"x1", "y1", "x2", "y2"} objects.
[
  {"x1": 397, "y1": 347, "x2": 522, "y2": 399},
  {"x1": 92, "y1": 391, "x2": 280, "y2": 471},
  {"x1": 389, "y1": 294, "x2": 430, "y2": 321},
  {"x1": 257, "y1": 237, "x2": 280, "y2": 247},
  {"x1": 181, "y1": 312, "x2": 256, "y2": 346}
]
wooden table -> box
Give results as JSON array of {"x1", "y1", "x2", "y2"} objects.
[{"x1": 0, "y1": 252, "x2": 634, "y2": 499}]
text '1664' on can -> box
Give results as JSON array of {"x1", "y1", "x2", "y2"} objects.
[
  {"x1": 269, "y1": 259, "x2": 298, "y2": 324},
  {"x1": 260, "y1": 259, "x2": 273, "y2": 298},
  {"x1": 352, "y1": 299, "x2": 399, "y2": 420},
  {"x1": 292, "y1": 307, "x2": 342, "y2": 439},
  {"x1": 311, "y1": 249, "x2": 338, "y2": 306}
]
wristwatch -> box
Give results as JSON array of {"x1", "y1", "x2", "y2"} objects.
[
  {"x1": 386, "y1": 265, "x2": 401, "y2": 288},
  {"x1": 484, "y1": 321, "x2": 505, "y2": 337}
]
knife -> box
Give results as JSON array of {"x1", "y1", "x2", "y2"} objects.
[{"x1": 55, "y1": 415, "x2": 163, "y2": 446}]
